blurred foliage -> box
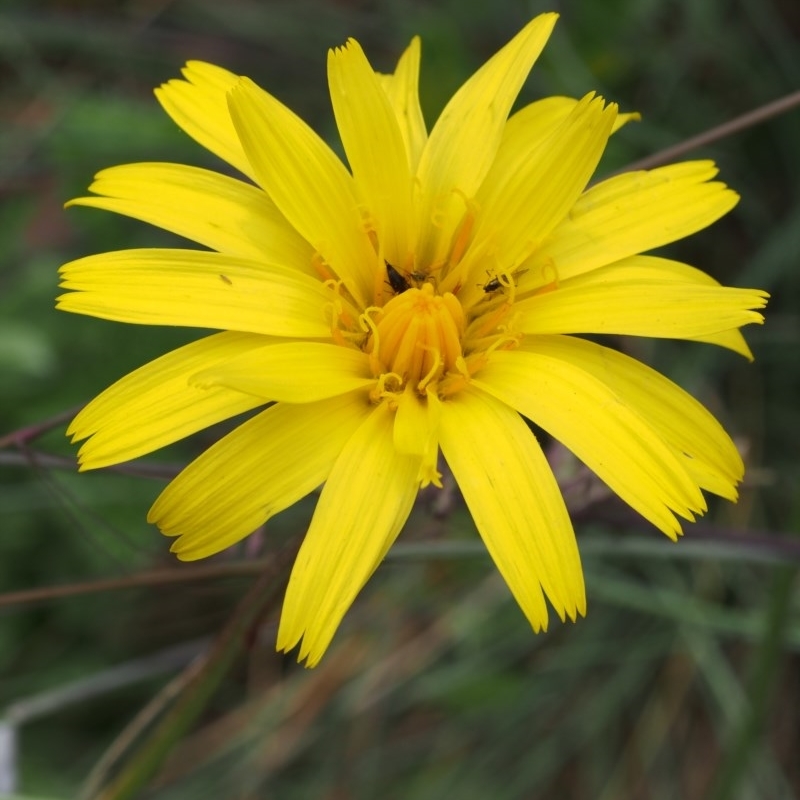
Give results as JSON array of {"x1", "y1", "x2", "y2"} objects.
[{"x1": 1, "y1": 0, "x2": 798, "y2": 797}]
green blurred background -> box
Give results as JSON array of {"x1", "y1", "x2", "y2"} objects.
[{"x1": 1, "y1": 0, "x2": 798, "y2": 797}]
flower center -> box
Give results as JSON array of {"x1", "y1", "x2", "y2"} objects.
[{"x1": 366, "y1": 282, "x2": 466, "y2": 395}]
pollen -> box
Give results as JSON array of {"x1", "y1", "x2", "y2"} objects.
[{"x1": 368, "y1": 282, "x2": 465, "y2": 393}]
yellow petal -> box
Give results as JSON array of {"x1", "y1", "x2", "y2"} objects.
[
  {"x1": 571, "y1": 254, "x2": 735, "y2": 286},
  {"x1": 415, "y1": 13, "x2": 558, "y2": 269},
  {"x1": 518, "y1": 335, "x2": 744, "y2": 498},
  {"x1": 191, "y1": 341, "x2": 374, "y2": 402},
  {"x1": 391, "y1": 383, "x2": 442, "y2": 488},
  {"x1": 489, "y1": 97, "x2": 597, "y2": 195},
  {"x1": 525, "y1": 161, "x2": 739, "y2": 283},
  {"x1": 438, "y1": 387, "x2": 585, "y2": 628},
  {"x1": 227, "y1": 77, "x2": 375, "y2": 308},
  {"x1": 378, "y1": 36, "x2": 427, "y2": 172},
  {"x1": 514, "y1": 279, "x2": 767, "y2": 340},
  {"x1": 278, "y1": 401, "x2": 420, "y2": 666},
  {"x1": 57, "y1": 248, "x2": 344, "y2": 338},
  {"x1": 328, "y1": 39, "x2": 414, "y2": 265},
  {"x1": 152, "y1": 391, "x2": 372, "y2": 560},
  {"x1": 70, "y1": 331, "x2": 269, "y2": 469},
  {"x1": 487, "y1": 98, "x2": 578, "y2": 202},
  {"x1": 393, "y1": 382, "x2": 429, "y2": 456},
  {"x1": 453, "y1": 93, "x2": 616, "y2": 305},
  {"x1": 501, "y1": 96, "x2": 638, "y2": 155},
  {"x1": 474, "y1": 349, "x2": 710, "y2": 538},
  {"x1": 155, "y1": 61, "x2": 254, "y2": 179},
  {"x1": 558, "y1": 254, "x2": 758, "y2": 358},
  {"x1": 67, "y1": 162, "x2": 314, "y2": 269},
  {"x1": 687, "y1": 330, "x2": 753, "y2": 360},
  {"x1": 614, "y1": 111, "x2": 642, "y2": 131},
  {"x1": 503, "y1": 96, "x2": 580, "y2": 142},
  {"x1": 487, "y1": 98, "x2": 638, "y2": 219}
]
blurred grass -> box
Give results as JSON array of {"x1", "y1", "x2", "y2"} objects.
[{"x1": 1, "y1": 0, "x2": 799, "y2": 797}]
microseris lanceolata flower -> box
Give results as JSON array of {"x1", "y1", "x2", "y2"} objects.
[{"x1": 59, "y1": 14, "x2": 768, "y2": 666}]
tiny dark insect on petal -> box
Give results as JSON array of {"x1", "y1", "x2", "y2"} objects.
[
  {"x1": 385, "y1": 261, "x2": 410, "y2": 294},
  {"x1": 483, "y1": 268, "x2": 528, "y2": 294},
  {"x1": 219, "y1": 274, "x2": 233, "y2": 285}
]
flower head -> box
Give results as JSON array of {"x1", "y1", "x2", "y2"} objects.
[{"x1": 59, "y1": 14, "x2": 768, "y2": 666}]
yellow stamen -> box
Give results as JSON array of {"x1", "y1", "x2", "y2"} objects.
[
  {"x1": 371, "y1": 371, "x2": 403, "y2": 404},
  {"x1": 312, "y1": 252, "x2": 336, "y2": 283},
  {"x1": 465, "y1": 297, "x2": 515, "y2": 341}
]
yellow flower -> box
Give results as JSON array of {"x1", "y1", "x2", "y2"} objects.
[{"x1": 58, "y1": 14, "x2": 767, "y2": 667}]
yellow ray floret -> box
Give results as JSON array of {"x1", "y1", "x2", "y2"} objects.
[
  {"x1": 58, "y1": 249, "x2": 345, "y2": 337},
  {"x1": 376, "y1": 36, "x2": 427, "y2": 171},
  {"x1": 227, "y1": 78, "x2": 376, "y2": 309},
  {"x1": 514, "y1": 280, "x2": 767, "y2": 339},
  {"x1": 155, "y1": 61, "x2": 253, "y2": 178},
  {"x1": 328, "y1": 38, "x2": 414, "y2": 265},
  {"x1": 453, "y1": 93, "x2": 617, "y2": 303},
  {"x1": 190, "y1": 341, "x2": 374, "y2": 402},
  {"x1": 277, "y1": 401, "x2": 421, "y2": 666},
  {"x1": 439, "y1": 388, "x2": 585, "y2": 627},
  {"x1": 526, "y1": 161, "x2": 739, "y2": 283},
  {"x1": 414, "y1": 13, "x2": 558, "y2": 268},
  {"x1": 70, "y1": 332, "x2": 270, "y2": 469},
  {"x1": 68, "y1": 162, "x2": 313, "y2": 268},
  {"x1": 517, "y1": 336, "x2": 744, "y2": 494},
  {"x1": 153, "y1": 392, "x2": 372, "y2": 561},
  {"x1": 474, "y1": 350, "x2": 710, "y2": 538}
]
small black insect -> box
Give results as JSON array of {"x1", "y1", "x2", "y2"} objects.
[
  {"x1": 482, "y1": 268, "x2": 528, "y2": 294},
  {"x1": 385, "y1": 261, "x2": 411, "y2": 294},
  {"x1": 482, "y1": 276, "x2": 503, "y2": 293}
]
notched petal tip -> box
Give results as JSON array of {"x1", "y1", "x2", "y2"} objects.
[
  {"x1": 168, "y1": 540, "x2": 207, "y2": 562},
  {"x1": 225, "y1": 74, "x2": 251, "y2": 103},
  {"x1": 277, "y1": 639, "x2": 325, "y2": 670},
  {"x1": 329, "y1": 36, "x2": 362, "y2": 59}
]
